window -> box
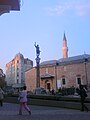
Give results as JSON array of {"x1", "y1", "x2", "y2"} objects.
[
  {"x1": 17, "y1": 60, "x2": 19, "y2": 63},
  {"x1": 17, "y1": 67, "x2": 19, "y2": 70},
  {"x1": 17, "y1": 79, "x2": 19, "y2": 84},
  {"x1": 62, "y1": 78, "x2": 66, "y2": 85},
  {"x1": 77, "y1": 77, "x2": 81, "y2": 85},
  {"x1": 17, "y1": 72, "x2": 19, "y2": 77},
  {"x1": 21, "y1": 72, "x2": 23, "y2": 77}
]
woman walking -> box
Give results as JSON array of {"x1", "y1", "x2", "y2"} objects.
[
  {"x1": 19, "y1": 86, "x2": 31, "y2": 115},
  {"x1": 79, "y1": 84, "x2": 88, "y2": 112}
]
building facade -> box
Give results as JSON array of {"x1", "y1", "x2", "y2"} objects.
[
  {"x1": 25, "y1": 34, "x2": 90, "y2": 92},
  {"x1": 25, "y1": 55, "x2": 90, "y2": 92},
  {"x1": 6, "y1": 53, "x2": 33, "y2": 88}
]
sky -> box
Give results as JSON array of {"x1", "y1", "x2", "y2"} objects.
[{"x1": 0, "y1": 0, "x2": 90, "y2": 73}]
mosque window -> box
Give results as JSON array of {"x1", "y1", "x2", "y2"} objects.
[
  {"x1": 62, "y1": 78, "x2": 66, "y2": 85},
  {"x1": 77, "y1": 77, "x2": 81, "y2": 85}
]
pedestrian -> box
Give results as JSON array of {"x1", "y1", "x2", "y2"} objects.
[
  {"x1": 78, "y1": 84, "x2": 88, "y2": 112},
  {"x1": 51, "y1": 89, "x2": 55, "y2": 95},
  {"x1": 18, "y1": 85, "x2": 31, "y2": 115},
  {"x1": 0, "y1": 87, "x2": 4, "y2": 107}
]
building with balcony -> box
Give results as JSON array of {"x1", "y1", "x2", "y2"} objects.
[{"x1": 6, "y1": 53, "x2": 33, "y2": 89}]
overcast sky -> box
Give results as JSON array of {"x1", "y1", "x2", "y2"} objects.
[{"x1": 0, "y1": 0, "x2": 90, "y2": 72}]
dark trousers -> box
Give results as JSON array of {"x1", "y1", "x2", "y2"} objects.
[
  {"x1": 0, "y1": 100, "x2": 3, "y2": 107},
  {"x1": 81, "y1": 99, "x2": 88, "y2": 111}
]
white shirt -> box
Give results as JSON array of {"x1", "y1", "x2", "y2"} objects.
[{"x1": 20, "y1": 90, "x2": 27, "y2": 102}]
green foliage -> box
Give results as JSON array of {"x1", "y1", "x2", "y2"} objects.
[{"x1": 57, "y1": 87, "x2": 75, "y2": 96}]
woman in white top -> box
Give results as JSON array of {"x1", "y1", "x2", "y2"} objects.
[{"x1": 19, "y1": 86, "x2": 31, "y2": 115}]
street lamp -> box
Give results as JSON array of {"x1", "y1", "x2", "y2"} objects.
[
  {"x1": 84, "y1": 58, "x2": 88, "y2": 89},
  {"x1": 55, "y1": 61, "x2": 59, "y2": 91}
]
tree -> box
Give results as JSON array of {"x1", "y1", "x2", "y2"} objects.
[{"x1": 0, "y1": 74, "x2": 6, "y2": 88}]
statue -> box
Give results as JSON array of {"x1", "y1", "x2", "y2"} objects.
[
  {"x1": 34, "y1": 42, "x2": 40, "y2": 57},
  {"x1": 34, "y1": 42, "x2": 41, "y2": 88}
]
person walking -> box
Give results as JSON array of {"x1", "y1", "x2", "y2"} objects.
[
  {"x1": 79, "y1": 84, "x2": 88, "y2": 112},
  {"x1": 18, "y1": 86, "x2": 31, "y2": 115},
  {"x1": 0, "y1": 88, "x2": 4, "y2": 107}
]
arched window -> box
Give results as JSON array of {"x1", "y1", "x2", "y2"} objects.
[{"x1": 76, "y1": 75, "x2": 81, "y2": 85}]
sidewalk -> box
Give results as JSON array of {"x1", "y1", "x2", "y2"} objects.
[{"x1": 0, "y1": 102, "x2": 90, "y2": 120}]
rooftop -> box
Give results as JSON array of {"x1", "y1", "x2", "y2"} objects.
[{"x1": 40, "y1": 54, "x2": 90, "y2": 66}]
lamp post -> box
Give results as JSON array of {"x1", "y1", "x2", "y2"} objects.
[
  {"x1": 55, "y1": 61, "x2": 59, "y2": 91},
  {"x1": 84, "y1": 58, "x2": 88, "y2": 89},
  {"x1": 34, "y1": 42, "x2": 41, "y2": 88}
]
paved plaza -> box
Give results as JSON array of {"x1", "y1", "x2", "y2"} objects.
[{"x1": 0, "y1": 102, "x2": 90, "y2": 120}]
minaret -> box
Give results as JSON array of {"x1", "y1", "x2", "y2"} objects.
[{"x1": 62, "y1": 33, "x2": 68, "y2": 58}]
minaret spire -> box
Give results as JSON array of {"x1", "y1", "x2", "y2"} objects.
[{"x1": 62, "y1": 32, "x2": 68, "y2": 58}]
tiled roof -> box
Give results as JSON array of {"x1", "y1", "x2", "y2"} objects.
[
  {"x1": 40, "y1": 60, "x2": 58, "y2": 66},
  {"x1": 59, "y1": 54, "x2": 90, "y2": 62},
  {"x1": 40, "y1": 54, "x2": 90, "y2": 66}
]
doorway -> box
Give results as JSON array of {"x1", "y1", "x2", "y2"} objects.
[{"x1": 47, "y1": 83, "x2": 51, "y2": 91}]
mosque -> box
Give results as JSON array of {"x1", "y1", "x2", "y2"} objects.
[{"x1": 25, "y1": 33, "x2": 90, "y2": 92}]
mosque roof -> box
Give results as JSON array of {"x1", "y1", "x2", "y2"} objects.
[{"x1": 40, "y1": 54, "x2": 90, "y2": 66}]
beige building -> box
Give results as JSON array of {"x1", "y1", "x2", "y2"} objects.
[
  {"x1": 6, "y1": 53, "x2": 33, "y2": 89},
  {"x1": 25, "y1": 34, "x2": 90, "y2": 92}
]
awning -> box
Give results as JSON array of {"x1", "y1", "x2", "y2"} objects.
[{"x1": 41, "y1": 73, "x2": 55, "y2": 79}]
